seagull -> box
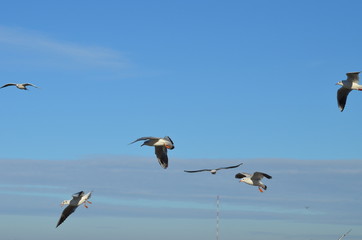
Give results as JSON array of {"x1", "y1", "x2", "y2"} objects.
[
  {"x1": 338, "y1": 229, "x2": 352, "y2": 240},
  {"x1": 184, "y1": 163, "x2": 243, "y2": 174},
  {"x1": 129, "y1": 136, "x2": 175, "y2": 169},
  {"x1": 336, "y1": 72, "x2": 362, "y2": 111},
  {"x1": 0, "y1": 83, "x2": 39, "y2": 90},
  {"x1": 56, "y1": 191, "x2": 92, "y2": 228},
  {"x1": 235, "y1": 172, "x2": 272, "y2": 192}
]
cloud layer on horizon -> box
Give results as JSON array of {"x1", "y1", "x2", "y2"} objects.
[{"x1": 0, "y1": 156, "x2": 361, "y2": 226}]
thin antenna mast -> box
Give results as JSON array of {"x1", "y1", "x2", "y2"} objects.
[{"x1": 216, "y1": 195, "x2": 220, "y2": 240}]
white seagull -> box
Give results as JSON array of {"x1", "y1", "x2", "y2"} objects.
[
  {"x1": 184, "y1": 163, "x2": 243, "y2": 174},
  {"x1": 338, "y1": 229, "x2": 352, "y2": 240},
  {"x1": 56, "y1": 191, "x2": 92, "y2": 228},
  {"x1": 0, "y1": 83, "x2": 39, "y2": 90},
  {"x1": 336, "y1": 72, "x2": 362, "y2": 111},
  {"x1": 235, "y1": 172, "x2": 272, "y2": 192},
  {"x1": 130, "y1": 136, "x2": 175, "y2": 169}
]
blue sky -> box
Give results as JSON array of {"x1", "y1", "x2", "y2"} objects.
[{"x1": 0, "y1": 0, "x2": 361, "y2": 239}]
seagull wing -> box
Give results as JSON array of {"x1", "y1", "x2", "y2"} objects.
[
  {"x1": 235, "y1": 172, "x2": 251, "y2": 179},
  {"x1": 129, "y1": 137, "x2": 160, "y2": 145},
  {"x1": 81, "y1": 191, "x2": 92, "y2": 202},
  {"x1": 56, "y1": 205, "x2": 78, "y2": 228},
  {"x1": 346, "y1": 72, "x2": 360, "y2": 83},
  {"x1": 155, "y1": 146, "x2": 168, "y2": 169},
  {"x1": 0, "y1": 83, "x2": 16, "y2": 88},
  {"x1": 163, "y1": 136, "x2": 174, "y2": 145},
  {"x1": 23, "y1": 83, "x2": 39, "y2": 88},
  {"x1": 251, "y1": 172, "x2": 272, "y2": 181},
  {"x1": 216, "y1": 162, "x2": 243, "y2": 170},
  {"x1": 337, "y1": 87, "x2": 352, "y2": 112},
  {"x1": 72, "y1": 191, "x2": 84, "y2": 198},
  {"x1": 184, "y1": 169, "x2": 212, "y2": 173}
]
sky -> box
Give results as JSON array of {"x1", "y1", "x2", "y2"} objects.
[{"x1": 0, "y1": 0, "x2": 361, "y2": 239}]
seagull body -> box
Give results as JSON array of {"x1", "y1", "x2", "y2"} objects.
[
  {"x1": 336, "y1": 72, "x2": 361, "y2": 111},
  {"x1": 130, "y1": 136, "x2": 174, "y2": 169},
  {"x1": 184, "y1": 163, "x2": 243, "y2": 174},
  {"x1": 235, "y1": 172, "x2": 272, "y2": 192},
  {"x1": 56, "y1": 191, "x2": 92, "y2": 228},
  {"x1": 0, "y1": 83, "x2": 38, "y2": 90},
  {"x1": 338, "y1": 229, "x2": 352, "y2": 240}
]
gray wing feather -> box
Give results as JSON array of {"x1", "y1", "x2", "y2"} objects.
[
  {"x1": 56, "y1": 205, "x2": 78, "y2": 228},
  {"x1": 337, "y1": 87, "x2": 352, "y2": 112},
  {"x1": 184, "y1": 169, "x2": 212, "y2": 173},
  {"x1": 346, "y1": 72, "x2": 360, "y2": 83},
  {"x1": 129, "y1": 137, "x2": 160, "y2": 145},
  {"x1": 163, "y1": 136, "x2": 174, "y2": 145},
  {"x1": 155, "y1": 146, "x2": 168, "y2": 169},
  {"x1": 0, "y1": 83, "x2": 16, "y2": 88},
  {"x1": 252, "y1": 172, "x2": 272, "y2": 181},
  {"x1": 23, "y1": 83, "x2": 39, "y2": 88},
  {"x1": 235, "y1": 172, "x2": 251, "y2": 179},
  {"x1": 216, "y1": 163, "x2": 243, "y2": 170}
]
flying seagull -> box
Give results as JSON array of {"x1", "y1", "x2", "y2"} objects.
[
  {"x1": 56, "y1": 191, "x2": 92, "y2": 228},
  {"x1": 0, "y1": 83, "x2": 39, "y2": 90},
  {"x1": 338, "y1": 229, "x2": 352, "y2": 240},
  {"x1": 129, "y1": 136, "x2": 175, "y2": 169},
  {"x1": 336, "y1": 72, "x2": 362, "y2": 111},
  {"x1": 184, "y1": 163, "x2": 243, "y2": 174},
  {"x1": 235, "y1": 172, "x2": 272, "y2": 192}
]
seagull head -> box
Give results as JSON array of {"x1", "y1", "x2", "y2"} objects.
[
  {"x1": 336, "y1": 81, "x2": 344, "y2": 86},
  {"x1": 164, "y1": 143, "x2": 174, "y2": 150},
  {"x1": 211, "y1": 170, "x2": 217, "y2": 174},
  {"x1": 60, "y1": 200, "x2": 70, "y2": 207}
]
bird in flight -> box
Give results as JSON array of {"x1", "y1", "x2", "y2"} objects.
[
  {"x1": 184, "y1": 163, "x2": 243, "y2": 174},
  {"x1": 235, "y1": 171, "x2": 272, "y2": 192},
  {"x1": 336, "y1": 72, "x2": 361, "y2": 111},
  {"x1": 0, "y1": 83, "x2": 39, "y2": 90},
  {"x1": 56, "y1": 191, "x2": 92, "y2": 228},
  {"x1": 129, "y1": 136, "x2": 175, "y2": 169}
]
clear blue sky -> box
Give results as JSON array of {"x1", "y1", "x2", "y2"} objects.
[{"x1": 0, "y1": 0, "x2": 361, "y2": 239}]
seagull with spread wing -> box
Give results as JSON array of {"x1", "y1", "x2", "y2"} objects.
[
  {"x1": 0, "y1": 83, "x2": 39, "y2": 90},
  {"x1": 336, "y1": 72, "x2": 362, "y2": 111},
  {"x1": 184, "y1": 163, "x2": 243, "y2": 174},
  {"x1": 235, "y1": 172, "x2": 272, "y2": 192},
  {"x1": 56, "y1": 191, "x2": 92, "y2": 228},
  {"x1": 129, "y1": 136, "x2": 175, "y2": 169}
]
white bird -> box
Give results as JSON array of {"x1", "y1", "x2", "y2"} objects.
[
  {"x1": 56, "y1": 191, "x2": 92, "y2": 228},
  {"x1": 338, "y1": 229, "x2": 352, "y2": 240},
  {"x1": 235, "y1": 172, "x2": 272, "y2": 192},
  {"x1": 130, "y1": 136, "x2": 175, "y2": 169},
  {"x1": 184, "y1": 163, "x2": 243, "y2": 174},
  {"x1": 336, "y1": 72, "x2": 361, "y2": 111},
  {"x1": 0, "y1": 83, "x2": 39, "y2": 90}
]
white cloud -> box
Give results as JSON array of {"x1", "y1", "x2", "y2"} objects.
[{"x1": 0, "y1": 26, "x2": 130, "y2": 70}]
